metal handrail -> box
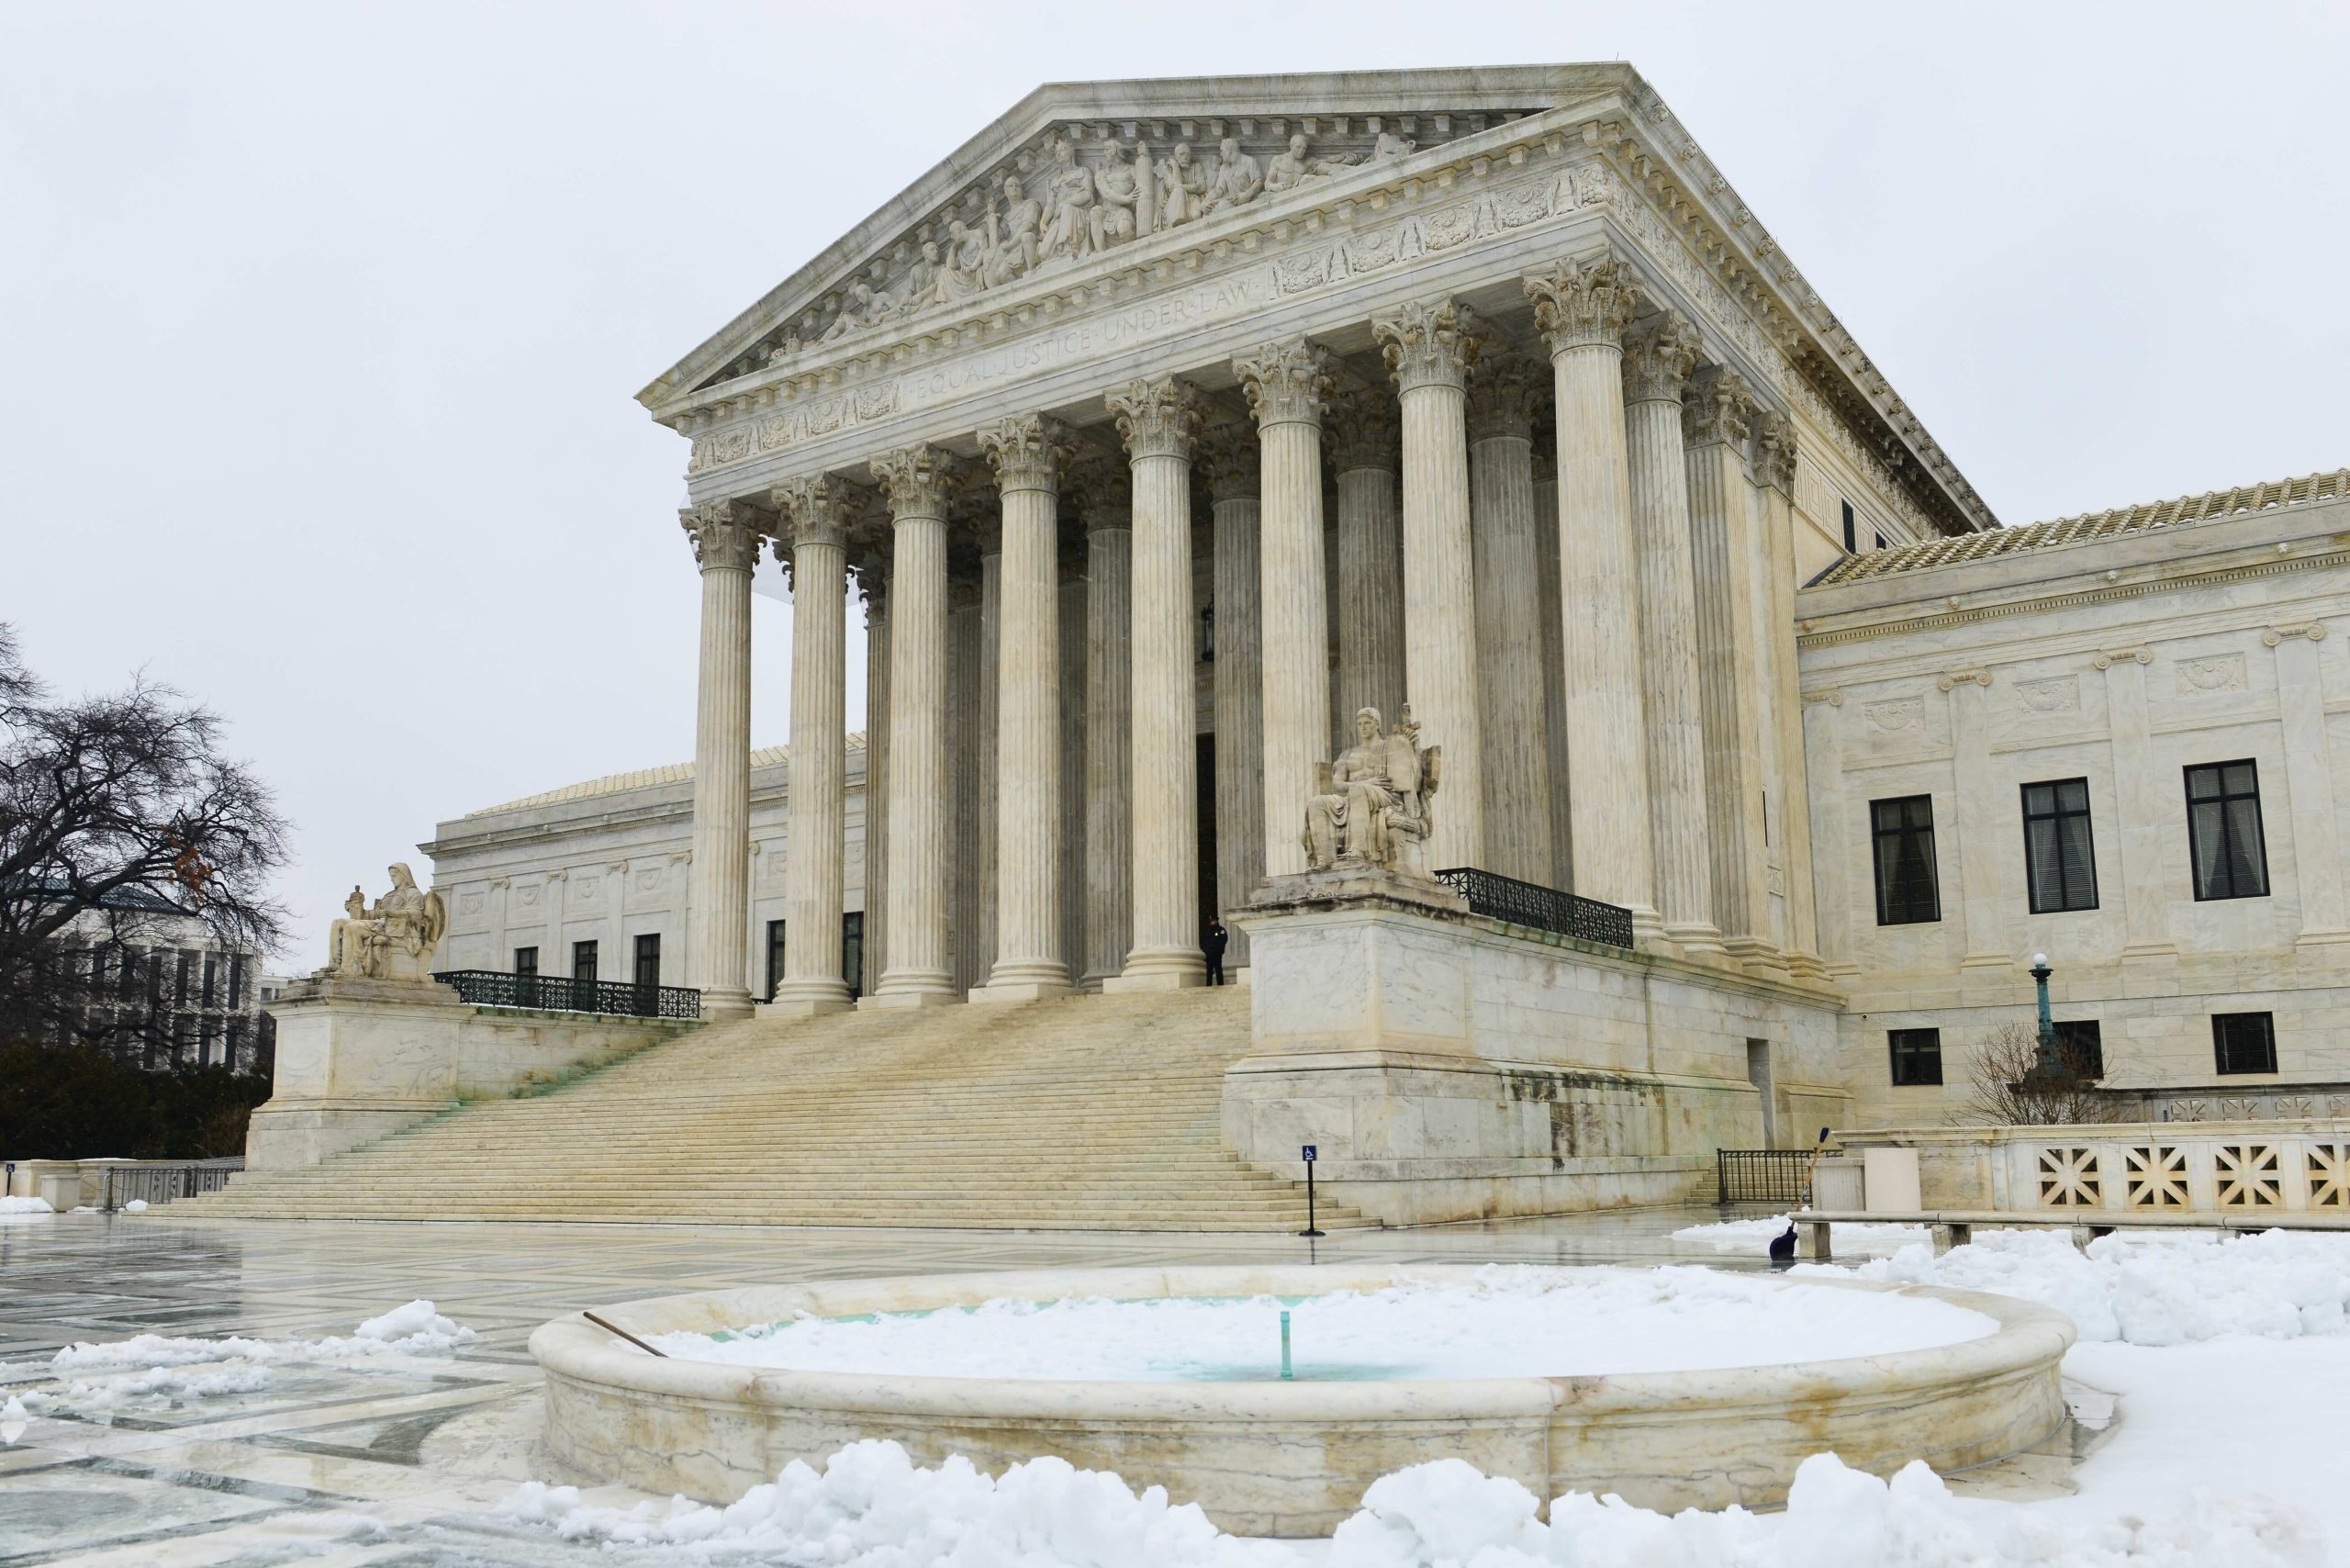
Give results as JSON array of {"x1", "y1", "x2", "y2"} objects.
[
  {"x1": 1431, "y1": 867, "x2": 1636, "y2": 949},
  {"x1": 1718, "y1": 1148, "x2": 1813, "y2": 1206},
  {"x1": 105, "y1": 1159, "x2": 244, "y2": 1211},
  {"x1": 431, "y1": 969, "x2": 701, "y2": 1021}
]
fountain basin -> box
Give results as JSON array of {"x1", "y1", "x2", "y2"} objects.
[{"x1": 531, "y1": 1263, "x2": 2074, "y2": 1537}]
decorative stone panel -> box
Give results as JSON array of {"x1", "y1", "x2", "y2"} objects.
[
  {"x1": 2306, "y1": 1145, "x2": 2350, "y2": 1209},
  {"x1": 2036, "y1": 1147, "x2": 2101, "y2": 1208},
  {"x1": 2215, "y1": 1144, "x2": 2283, "y2": 1208},
  {"x1": 2122, "y1": 1145, "x2": 2188, "y2": 1209}
]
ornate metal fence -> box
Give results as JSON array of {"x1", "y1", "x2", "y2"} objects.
[
  {"x1": 431, "y1": 970, "x2": 701, "y2": 1021},
  {"x1": 104, "y1": 1160, "x2": 244, "y2": 1210},
  {"x1": 1432, "y1": 867, "x2": 1636, "y2": 949},
  {"x1": 1717, "y1": 1148, "x2": 1813, "y2": 1206}
]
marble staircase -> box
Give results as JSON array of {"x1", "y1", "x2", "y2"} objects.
[{"x1": 194, "y1": 986, "x2": 1363, "y2": 1231}]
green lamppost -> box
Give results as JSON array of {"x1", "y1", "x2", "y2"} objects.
[{"x1": 2025, "y1": 952, "x2": 2065, "y2": 1083}]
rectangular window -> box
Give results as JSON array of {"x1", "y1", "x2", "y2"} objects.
[
  {"x1": 228, "y1": 956, "x2": 245, "y2": 1010},
  {"x1": 572, "y1": 940, "x2": 599, "y2": 985},
  {"x1": 1871, "y1": 795, "x2": 1942, "y2": 924},
  {"x1": 513, "y1": 946, "x2": 539, "y2": 977},
  {"x1": 2053, "y1": 1019, "x2": 2105, "y2": 1079},
  {"x1": 2213, "y1": 1012, "x2": 2277, "y2": 1075},
  {"x1": 198, "y1": 1018, "x2": 217, "y2": 1067},
  {"x1": 766, "y1": 920, "x2": 786, "y2": 1002},
  {"x1": 225, "y1": 1018, "x2": 244, "y2": 1073},
  {"x1": 1841, "y1": 498, "x2": 1858, "y2": 554},
  {"x1": 633, "y1": 934, "x2": 661, "y2": 991},
  {"x1": 1874, "y1": 532, "x2": 1887, "y2": 551},
  {"x1": 842, "y1": 913, "x2": 865, "y2": 1001},
  {"x1": 2187, "y1": 761, "x2": 2269, "y2": 900},
  {"x1": 2021, "y1": 778, "x2": 2098, "y2": 913},
  {"x1": 200, "y1": 955, "x2": 216, "y2": 1007},
  {"x1": 1888, "y1": 1027, "x2": 1943, "y2": 1086},
  {"x1": 174, "y1": 950, "x2": 193, "y2": 1006}
]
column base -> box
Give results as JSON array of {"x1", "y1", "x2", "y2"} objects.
[
  {"x1": 860, "y1": 986, "x2": 960, "y2": 1010},
  {"x1": 765, "y1": 980, "x2": 854, "y2": 1018},
  {"x1": 1784, "y1": 948, "x2": 1832, "y2": 983},
  {"x1": 1664, "y1": 920, "x2": 1727, "y2": 958},
  {"x1": 1625, "y1": 902, "x2": 1666, "y2": 944},
  {"x1": 1103, "y1": 949, "x2": 1206, "y2": 992},
  {"x1": 699, "y1": 987, "x2": 757, "y2": 1023},
  {"x1": 968, "y1": 979, "x2": 1075, "y2": 1004}
]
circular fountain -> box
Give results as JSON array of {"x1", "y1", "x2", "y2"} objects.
[{"x1": 530, "y1": 1263, "x2": 2073, "y2": 1537}]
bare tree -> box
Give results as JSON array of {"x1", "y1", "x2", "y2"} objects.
[
  {"x1": 0, "y1": 624, "x2": 289, "y2": 1050},
  {"x1": 1957, "y1": 1020, "x2": 2121, "y2": 1126}
]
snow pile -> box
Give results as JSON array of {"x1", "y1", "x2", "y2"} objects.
[
  {"x1": 649, "y1": 1267, "x2": 1993, "y2": 1382},
  {"x1": 350, "y1": 1299, "x2": 474, "y2": 1352},
  {"x1": 48, "y1": 1299, "x2": 475, "y2": 1373},
  {"x1": 1333, "y1": 1451, "x2": 2320, "y2": 1567},
  {"x1": 0, "y1": 1394, "x2": 33, "y2": 1444},
  {"x1": 1673, "y1": 1213, "x2": 1928, "y2": 1255},
  {"x1": 1818, "y1": 1228, "x2": 2350, "y2": 1345},
  {"x1": 121, "y1": 1198, "x2": 147, "y2": 1211},
  {"x1": 504, "y1": 1439, "x2": 1278, "y2": 1566},
  {"x1": 0, "y1": 1195, "x2": 54, "y2": 1225}
]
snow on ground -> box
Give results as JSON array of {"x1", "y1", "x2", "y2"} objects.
[
  {"x1": 0, "y1": 1195, "x2": 53, "y2": 1225},
  {"x1": 647, "y1": 1266, "x2": 1995, "y2": 1382},
  {"x1": 1673, "y1": 1212, "x2": 1930, "y2": 1255}
]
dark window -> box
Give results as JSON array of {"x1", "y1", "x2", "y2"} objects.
[
  {"x1": 2022, "y1": 778, "x2": 2099, "y2": 913},
  {"x1": 766, "y1": 920, "x2": 786, "y2": 1002},
  {"x1": 513, "y1": 946, "x2": 539, "y2": 978},
  {"x1": 1871, "y1": 795, "x2": 1942, "y2": 924},
  {"x1": 2187, "y1": 762, "x2": 2269, "y2": 900},
  {"x1": 572, "y1": 940, "x2": 599, "y2": 985},
  {"x1": 1889, "y1": 1027, "x2": 1943, "y2": 1086},
  {"x1": 1841, "y1": 498, "x2": 1858, "y2": 554},
  {"x1": 198, "y1": 1017, "x2": 217, "y2": 1067},
  {"x1": 633, "y1": 934, "x2": 661, "y2": 990},
  {"x1": 2213, "y1": 1012, "x2": 2277, "y2": 1075},
  {"x1": 200, "y1": 955, "x2": 216, "y2": 1007},
  {"x1": 1874, "y1": 532, "x2": 1887, "y2": 551},
  {"x1": 842, "y1": 913, "x2": 865, "y2": 1001},
  {"x1": 225, "y1": 1018, "x2": 244, "y2": 1073},
  {"x1": 174, "y1": 950, "x2": 193, "y2": 1006},
  {"x1": 2053, "y1": 1019, "x2": 2104, "y2": 1079},
  {"x1": 228, "y1": 956, "x2": 245, "y2": 1010}
]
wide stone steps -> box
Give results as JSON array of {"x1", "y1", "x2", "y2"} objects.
[{"x1": 196, "y1": 987, "x2": 1364, "y2": 1231}]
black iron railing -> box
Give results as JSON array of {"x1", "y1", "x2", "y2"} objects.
[
  {"x1": 1432, "y1": 867, "x2": 1636, "y2": 948},
  {"x1": 106, "y1": 1159, "x2": 243, "y2": 1210},
  {"x1": 1717, "y1": 1148, "x2": 1813, "y2": 1206},
  {"x1": 432, "y1": 970, "x2": 701, "y2": 1020}
]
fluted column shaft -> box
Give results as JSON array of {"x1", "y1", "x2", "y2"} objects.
[
  {"x1": 974, "y1": 416, "x2": 1070, "y2": 999},
  {"x1": 772, "y1": 478, "x2": 855, "y2": 1013},
  {"x1": 974, "y1": 543, "x2": 1001, "y2": 988},
  {"x1": 1105, "y1": 376, "x2": 1204, "y2": 989},
  {"x1": 1373, "y1": 299, "x2": 1484, "y2": 870},
  {"x1": 681, "y1": 502, "x2": 756, "y2": 1019},
  {"x1": 1331, "y1": 388, "x2": 1405, "y2": 751},
  {"x1": 1622, "y1": 312, "x2": 1720, "y2": 955},
  {"x1": 1528, "y1": 257, "x2": 1657, "y2": 935},
  {"x1": 1058, "y1": 561, "x2": 1089, "y2": 983},
  {"x1": 1468, "y1": 360, "x2": 1553, "y2": 886},
  {"x1": 1238, "y1": 339, "x2": 1334, "y2": 884},
  {"x1": 947, "y1": 585, "x2": 984, "y2": 991},
  {"x1": 1684, "y1": 368, "x2": 1775, "y2": 969},
  {"x1": 1752, "y1": 417, "x2": 1827, "y2": 979},
  {"x1": 1080, "y1": 473, "x2": 1134, "y2": 987},
  {"x1": 1204, "y1": 422, "x2": 1264, "y2": 960},
  {"x1": 1531, "y1": 452, "x2": 1573, "y2": 891},
  {"x1": 868, "y1": 447, "x2": 956, "y2": 1004},
  {"x1": 861, "y1": 585, "x2": 890, "y2": 988}
]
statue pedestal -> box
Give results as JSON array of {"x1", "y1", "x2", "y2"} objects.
[{"x1": 245, "y1": 974, "x2": 468, "y2": 1171}]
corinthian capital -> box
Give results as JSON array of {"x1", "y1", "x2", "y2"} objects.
[
  {"x1": 1619, "y1": 310, "x2": 1702, "y2": 404},
  {"x1": 1681, "y1": 364, "x2": 1756, "y2": 449},
  {"x1": 1325, "y1": 383, "x2": 1400, "y2": 473},
  {"x1": 1371, "y1": 297, "x2": 1484, "y2": 394},
  {"x1": 1751, "y1": 410, "x2": 1797, "y2": 495},
  {"x1": 679, "y1": 499, "x2": 759, "y2": 574},
  {"x1": 1525, "y1": 255, "x2": 1644, "y2": 354},
  {"x1": 978, "y1": 413, "x2": 1069, "y2": 495},
  {"x1": 870, "y1": 443, "x2": 959, "y2": 521},
  {"x1": 1233, "y1": 338, "x2": 1335, "y2": 430},
  {"x1": 1106, "y1": 375, "x2": 1203, "y2": 462},
  {"x1": 1063, "y1": 441, "x2": 1132, "y2": 532},
  {"x1": 1466, "y1": 353, "x2": 1544, "y2": 443},
  {"x1": 771, "y1": 474, "x2": 857, "y2": 550},
  {"x1": 1198, "y1": 413, "x2": 1261, "y2": 505}
]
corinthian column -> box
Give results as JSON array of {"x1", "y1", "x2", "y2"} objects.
[
  {"x1": 1467, "y1": 353, "x2": 1553, "y2": 887},
  {"x1": 1329, "y1": 384, "x2": 1406, "y2": 751},
  {"x1": 971, "y1": 414, "x2": 1072, "y2": 1002},
  {"x1": 1527, "y1": 256, "x2": 1658, "y2": 938},
  {"x1": 856, "y1": 560, "x2": 890, "y2": 990},
  {"x1": 867, "y1": 444, "x2": 957, "y2": 1006},
  {"x1": 1684, "y1": 366, "x2": 1777, "y2": 972},
  {"x1": 1371, "y1": 297, "x2": 1484, "y2": 871},
  {"x1": 1751, "y1": 416, "x2": 1826, "y2": 980},
  {"x1": 680, "y1": 500, "x2": 757, "y2": 1020},
  {"x1": 1237, "y1": 337, "x2": 1335, "y2": 883},
  {"x1": 1621, "y1": 310, "x2": 1721, "y2": 956},
  {"x1": 1531, "y1": 442, "x2": 1573, "y2": 891},
  {"x1": 1072, "y1": 448, "x2": 1133, "y2": 988},
  {"x1": 768, "y1": 476, "x2": 857, "y2": 1013},
  {"x1": 1201, "y1": 412, "x2": 1264, "y2": 965},
  {"x1": 1103, "y1": 375, "x2": 1205, "y2": 990}
]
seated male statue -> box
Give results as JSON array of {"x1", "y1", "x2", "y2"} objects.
[
  {"x1": 1303, "y1": 706, "x2": 1439, "y2": 875},
  {"x1": 327, "y1": 862, "x2": 447, "y2": 980}
]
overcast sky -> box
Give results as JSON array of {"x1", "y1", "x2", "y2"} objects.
[{"x1": 5, "y1": 2, "x2": 2344, "y2": 970}]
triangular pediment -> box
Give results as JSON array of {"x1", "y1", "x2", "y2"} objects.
[{"x1": 636, "y1": 66, "x2": 1635, "y2": 410}]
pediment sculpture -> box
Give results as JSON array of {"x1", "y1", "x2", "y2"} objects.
[
  {"x1": 1303, "y1": 706, "x2": 1442, "y2": 877},
  {"x1": 326, "y1": 862, "x2": 447, "y2": 981}
]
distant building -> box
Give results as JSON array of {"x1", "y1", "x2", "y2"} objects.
[{"x1": 50, "y1": 887, "x2": 275, "y2": 1073}]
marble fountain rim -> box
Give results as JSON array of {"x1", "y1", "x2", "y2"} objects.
[{"x1": 528, "y1": 1262, "x2": 2077, "y2": 1421}]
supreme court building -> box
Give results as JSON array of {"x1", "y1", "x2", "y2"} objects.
[{"x1": 422, "y1": 65, "x2": 2350, "y2": 1169}]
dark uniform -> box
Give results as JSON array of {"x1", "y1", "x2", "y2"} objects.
[{"x1": 1203, "y1": 921, "x2": 1228, "y2": 986}]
